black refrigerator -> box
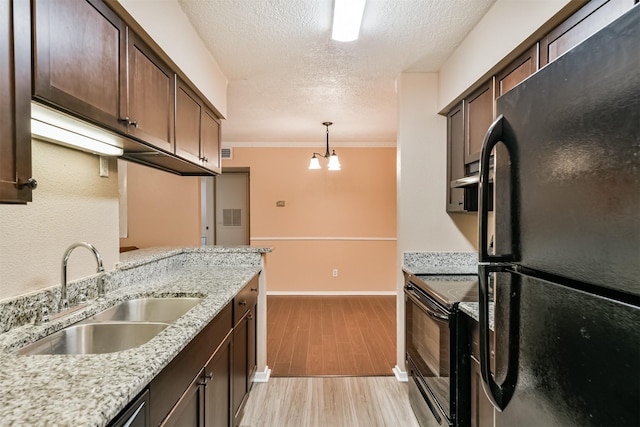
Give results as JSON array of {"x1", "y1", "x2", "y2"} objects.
[{"x1": 477, "y1": 6, "x2": 640, "y2": 426}]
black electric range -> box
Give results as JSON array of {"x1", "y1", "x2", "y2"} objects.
[
  {"x1": 411, "y1": 274, "x2": 479, "y2": 310},
  {"x1": 404, "y1": 272, "x2": 478, "y2": 427}
]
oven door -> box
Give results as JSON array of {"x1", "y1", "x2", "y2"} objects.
[{"x1": 405, "y1": 285, "x2": 453, "y2": 426}]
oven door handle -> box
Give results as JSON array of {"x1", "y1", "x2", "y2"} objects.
[{"x1": 405, "y1": 290, "x2": 449, "y2": 323}]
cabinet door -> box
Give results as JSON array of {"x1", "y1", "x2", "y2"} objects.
[
  {"x1": 127, "y1": 30, "x2": 174, "y2": 152},
  {"x1": 161, "y1": 373, "x2": 204, "y2": 427},
  {"x1": 204, "y1": 334, "x2": 232, "y2": 427},
  {"x1": 201, "y1": 108, "x2": 221, "y2": 173},
  {"x1": 247, "y1": 306, "x2": 257, "y2": 385},
  {"x1": 495, "y1": 45, "x2": 538, "y2": 98},
  {"x1": 446, "y1": 102, "x2": 466, "y2": 212},
  {"x1": 32, "y1": 0, "x2": 126, "y2": 131},
  {"x1": 232, "y1": 312, "x2": 249, "y2": 425},
  {"x1": 540, "y1": 0, "x2": 636, "y2": 66},
  {"x1": 0, "y1": 0, "x2": 32, "y2": 203},
  {"x1": 175, "y1": 79, "x2": 202, "y2": 164},
  {"x1": 470, "y1": 356, "x2": 494, "y2": 427},
  {"x1": 464, "y1": 80, "x2": 494, "y2": 165}
]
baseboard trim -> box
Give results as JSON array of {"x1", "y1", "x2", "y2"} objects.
[
  {"x1": 266, "y1": 291, "x2": 398, "y2": 296},
  {"x1": 393, "y1": 365, "x2": 408, "y2": 382},
  {"x1": 253, "y1": 367, "x2": 271, "y2": 383}
]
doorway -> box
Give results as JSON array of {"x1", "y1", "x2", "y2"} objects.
[{"x1": 215, "y1": 168, "x2": 250, "y2": 246}]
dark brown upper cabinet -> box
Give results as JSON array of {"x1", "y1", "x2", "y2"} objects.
[
  {"x1": 446, "y1": 102, "x2": 466, "y2": 212},
  {"x1": 201, "y1": 108, "x2": 222, "y2": 173},
  {"x1": 31, "y1": 0, "x2": 219, "y2": 175},
  {"x1": 540, "y1": 0, "x2": 636, "y2": 67},
  {"x1": 127, "y1": 30, "x2": 174, "y2": 152},
  {"x1": 1, "y1": 0, "x2": 33, "y2": 204},
  {"x1": 495, "y1": 45, "x2": 538, "y2": 98},
  {"x1": 175, "y1": 79, "x2": 222, "y2": 174},
  {"x1": 33, "y1": 0, "x2": 173, "y2": 152},
  {"x1": 32, "y1": 0, "x2": 126, "y2": 132},
  {"x1": 464, "y1": 80, "x2": 494, "y2": 166}
]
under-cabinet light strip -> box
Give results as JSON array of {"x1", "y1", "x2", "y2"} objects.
[{"x1": 31, "y1": 103, "x2": 124, "y2": 156}]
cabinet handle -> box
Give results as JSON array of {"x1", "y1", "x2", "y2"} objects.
[
  {"x1": 200, "y1": 156, "x2": 208, "y2": 163},
  {"x1": 250, "y1": 288, "x2": 258, "y2": 292},
  {"x1": 248, "y1": 312, "x2": 253, "y2": 321},
  {"x1": 198, "y1": 373, "x2": 214, "y2": 386},
  {"x1": 119, "y1": 117, "x2": 138, "y2": 128},
  {"x1": 19, "y1": 178, "x2": 38, "y2": 190},
  {"x1": 239, "y1": 300, "x2": 247, "y2": 306}
]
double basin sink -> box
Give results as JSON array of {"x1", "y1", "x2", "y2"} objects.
[{"x1": 17, "y1": 297, "x2": 202, "y2": 356}]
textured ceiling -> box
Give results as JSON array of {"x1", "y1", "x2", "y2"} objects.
[{"x1": 178, "y1": 0, "x2": 496, "y2": 145}]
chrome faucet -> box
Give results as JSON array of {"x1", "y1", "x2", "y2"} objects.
[{"x1": 60, "y1": 242, "x2": 105, "y2": 311}]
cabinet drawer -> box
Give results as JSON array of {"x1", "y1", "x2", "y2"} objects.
[{"x1": 233, "y1": 276, "x2": 259, "y2": 325}]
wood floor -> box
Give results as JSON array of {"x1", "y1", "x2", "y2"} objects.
[
  {"x1": 267, "y1": 296, "x2": 397, "y2": 376},
  {"x1": 239, "y1": 377, "x2": 420, "y2": 427}
]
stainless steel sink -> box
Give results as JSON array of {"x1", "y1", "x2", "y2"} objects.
[
  {"x1": 16, "y1": 297, "x2": 203, "y2": 355},
  {"x1": 87, "y1": 297, "x2": 203, "y2": 323},
  {"x1": 16, "y1": 322, "x2": 168, "y2": 355}
]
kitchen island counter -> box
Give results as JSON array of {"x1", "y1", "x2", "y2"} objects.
[{"x1": 0, "y1": 246, "x2": 269, "y2": 427}]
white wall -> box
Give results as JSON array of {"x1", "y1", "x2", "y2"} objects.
[
  {"x1": 0, "y1": 141, "x2": 120, "y2": 301},
  {"x1": 397, "y1": 73, "x2": 477, "y2": 254},
  {"x1": 395, "y1": 73, "x2": 477, "y2": 370},
  {"x1": 438, "y1": 0, "x2": 571, "y2": 110},
  {"x1": 116, "y1": 0, "x2": 229, "y2": 118}
]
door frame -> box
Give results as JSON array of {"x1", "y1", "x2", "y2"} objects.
[{"x1": 214, "y1": 167, "x2": 250, "y2": 245}]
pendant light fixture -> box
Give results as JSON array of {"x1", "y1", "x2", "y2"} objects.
[{"x1": 309, "y1": 122, "x2": 341, "y2": 171}]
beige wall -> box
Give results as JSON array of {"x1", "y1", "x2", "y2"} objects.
[
  {"x1": 0, "y1": 140, "x2": 120, "y2": 301},
  {"x1": 224, "y1": 147, "x2": 397, "y2": 293},
  {"x1": 119, "y1": 162, "x2": 201, "y2": 249}
]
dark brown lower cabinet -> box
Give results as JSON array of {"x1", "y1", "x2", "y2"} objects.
[
  {"x1": 156, "y1": 311, "x2": 234, "y2": 427},
  {"x1": 161, "y1": 372, "x2": 205, "y2": 427},
  {"x1": 232, "y1": 278, "x2": 259, "y2": 426},
  {"x1": 468, "y1": 317, "x2": 495, "y2": 427},
  {"x1": 232, "y1": 311, "x2": 249, "y2": 425},
  {"x1": 204, "y1": 333, "x2": 233, "y2": 427},
  {"x1": 149, "y1": 303, "x2": 233, "y2": 426},
  {"x1": 470, "y1": 356, "x2": 495, "y2": 427}
]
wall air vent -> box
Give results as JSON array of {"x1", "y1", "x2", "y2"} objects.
[
  {"x1": 222, "y1": 208, "x2": 242, "y2": 227},
  {"x1": 221, "y1": 148, "x2": 233, "y2": 159}
]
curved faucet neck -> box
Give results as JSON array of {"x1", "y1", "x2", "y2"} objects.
[{"x1": 60, "y1": 242, "x2": 104, "y2": 311}]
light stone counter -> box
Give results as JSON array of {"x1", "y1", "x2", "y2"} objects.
[
  {"x1": 401, "y1": 251, "x2": 494, "y2": 330},
  {"x1": 0, "y1": 246, "x2": 270, "y2": 427},
  {"x1": 402, "y1": 251, "x2": 478, "y2": 275}
]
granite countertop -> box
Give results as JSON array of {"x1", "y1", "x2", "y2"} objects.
[
  {"x1": 459, "y1": 302, "x2": 495, "y2": 331},
  {"x1": 402, "y1": 251, "x2": 495, "y2": 330},
  {"x1": 0, "y1": 246, "x2": 269, "y2": 427}
]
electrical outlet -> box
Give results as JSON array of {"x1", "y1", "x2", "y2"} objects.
[
  {"x1": 99, "y1": 156, "x2": 109, "y2": 177},
  {"x1": 332, "y1": 268, "x2": 338, "y2": 278}
]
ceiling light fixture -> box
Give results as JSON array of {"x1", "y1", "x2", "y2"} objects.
[
  {"x1": 309, "y1": 122, "x2": 341, "y2": 171},
  {"x1": 331, "y1": 0, "x2": 366, "y2": 42}
]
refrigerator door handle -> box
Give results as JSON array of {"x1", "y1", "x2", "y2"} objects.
[
  {"x1": 478, "y1": 264, "x2": 519, "y2": 411},
  {"x1": 478, "y1": 114, "x2": 516, "y2": 263}
]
